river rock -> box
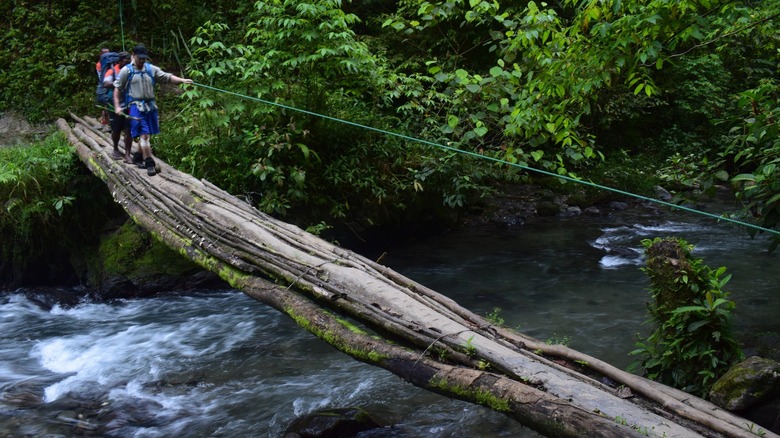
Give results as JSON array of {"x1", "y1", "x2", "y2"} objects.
[
  {"x1": 559, "y1": 205, "x2": 582, "y2": 217},
  {"x1": 655, "y1": 186, "x2": 673, "y2": 202},
  {"x1": 536, "y1": 201, "x2": 561, "y2": 216},
  {"x1": 284, "y1": 407, "x2": 382, "y2": 438},
  {"x1": 0, "y1": 111, "x2": 47, "y2": 146},
  {"x1": 607, "y1": 200, "x2": 628, "y2": 211},
  {"x1": 709, "y1": 356, "x2": 780, "y2": 411},
  {"x1": 23, "y1": 287, "x2": 84, "y2": 310}
]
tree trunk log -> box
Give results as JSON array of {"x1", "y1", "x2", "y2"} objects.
[{"x1": 56, "y1": 115, "x2": 776, "y2": 438}]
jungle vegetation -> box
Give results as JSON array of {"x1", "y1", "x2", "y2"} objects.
[{"x1": 1, "y1": 0, "x2": 779, "y2": 243}]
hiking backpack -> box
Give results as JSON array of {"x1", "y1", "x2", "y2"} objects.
[
  {"x1": 95, "y1": 51, "x2": 120, "y2": 106},
  {"x1": 123, "y1": 63, "x2": 155, "y2": 108}
]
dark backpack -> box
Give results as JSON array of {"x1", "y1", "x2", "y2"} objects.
[{"x1": 95, "y1": 51, "x2": 120, "y2": 106}]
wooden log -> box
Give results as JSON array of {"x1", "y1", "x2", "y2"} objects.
[{"x1": 58, "y1": 115, "x2": 777, "y2": 438}]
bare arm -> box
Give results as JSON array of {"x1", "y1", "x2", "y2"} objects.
[
  {"x1": 170, "y1": 75, "x2": 193, "y2": 85},
  {"x1": 113, "y1": 87, "x2": 122, "y2": 115}
]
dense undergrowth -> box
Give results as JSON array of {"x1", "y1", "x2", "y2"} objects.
[
  {"x1": 1, "y1": 0, "x2": 778, "y2": 243},
  {"x1": 0, "y1": 133, "x2": 121, "y2": 287}
]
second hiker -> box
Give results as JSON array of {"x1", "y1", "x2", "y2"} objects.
[
  {"x1": 103, "y1": 51, "x2": 133, "y2": 162},
  {"x1": 113, "y1": 44, "x2": 192, "y2": 176}
]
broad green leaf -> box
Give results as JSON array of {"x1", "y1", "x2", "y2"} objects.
[
  {"x1": 687, "y1": 320, "x2": 709, "y2": 332},
  {"x1": 730, "y1": 174, "x2": 756, "y2": 182},
  {"x1": 767, "y1": 192, "x2": 780, "y2": 206}
]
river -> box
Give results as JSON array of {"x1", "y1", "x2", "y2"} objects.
[{"x1": 1, "y1": 204, "x2": 778, "y2": 437}]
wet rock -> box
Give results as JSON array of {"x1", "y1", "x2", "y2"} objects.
[
  {"x1": 55, "y1": 410, "x2": 98, "y2": 431},
  {"x1": 709, "y1": 356, "x2": 780, "y2": 411},
  {"x1": 655, "y1": 186, "x2": 673, "y2": 202},
  {"x1": 23, "y1": 287, "x2": 84, "y2": 310},
  {"x1": 0, "y1": 111, "x2": 47, "y2": 146},
  {"x1": 0, "y1": 385, "x2": 44, "y2": 408},
  {"x1": 607, "y1": 201, "x2": 628, "y2": 211},
  {"x1": 559, "y1": 206, "x2": 582, "y2": 217},
  {"x1": 742, "y1": 393, "x2": 780, "y2": 434},
  {"x1": 284, "y1": 407, "x2": 382, "y2": 438},
  {"x1": 536, "y1": 201, "x2": 560, "y2": 217}
]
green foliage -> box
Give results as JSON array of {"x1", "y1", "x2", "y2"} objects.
[
  {"x1": 1, "y1": 0, "x2": 779, "y2": 240},
  {"x1": 0, "y1": 134, "x2": 78, "y2": 249},
  {"x1": 0, "y1": 133, "x2": 118, "y2": 285},
  {"x1": 709, "y1": 80, "x2": 780, "y2": 249},
  {"x1": 379, "y1": 0, "x2": 734, "y2": 176},
  {"x1": 578, "y1": 149, "x2": 660, "y2": 203},
  {"x1": 162, "y1": 1, "x2": 493, "y2": 230},
  {"x1": 0, "y1": 0, "x2": 237, "y2": 123},
  {"x1": 630, "y1": 238, "x2": 743, "y2": 397},
  {"x1": 0, "y1": 2, "x2": 107, "y2": 122},
  {"x1": 545, "y1": 334, "x2": 570, "y2": 347},
  {"x1": 485, "y1": 307, "x2": 504, "y2": 326}
]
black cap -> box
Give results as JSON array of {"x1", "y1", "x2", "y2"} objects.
[
  {"x1": 118, "y1": 51, "x2": 131, "y2": 60},
  {"x1": 133, "y1": 45, "x2": 149, "y2": 59}
]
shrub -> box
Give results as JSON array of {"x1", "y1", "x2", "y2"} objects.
[{"x1": 630, "y1": 237, "x2": 743, "y2": 397}]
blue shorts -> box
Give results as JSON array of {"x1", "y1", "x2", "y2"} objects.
[{"x1": 129, "y1": 106, "x2": 160, "y2": 138}]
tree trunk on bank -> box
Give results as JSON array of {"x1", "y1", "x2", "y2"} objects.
[{"x1": 56, "y1": 115, "x2": 776, "y2": 438}]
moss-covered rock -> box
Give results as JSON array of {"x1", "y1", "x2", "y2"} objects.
[
  {"x1": 709, "y1": 356, "x2": 780, "y2": 411},
  {"x1": 87, "y1": 220, "x2": 224, "y2": 299}
]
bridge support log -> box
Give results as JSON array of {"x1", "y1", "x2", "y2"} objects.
[{"x1": 57, "y1": 114, "x2": 775, "y2": 438}]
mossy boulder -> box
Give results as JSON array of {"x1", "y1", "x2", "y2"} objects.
[
  {"x1": 709, "y1": 356, "x2": 780, "y2": 411},
  {"x1": 87, "y1": 220, "x2": 224, "y2": 298}
]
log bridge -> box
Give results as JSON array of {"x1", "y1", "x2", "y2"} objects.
[{"x1": 57, "y1": 114, "x2": 775, "y2": 438}]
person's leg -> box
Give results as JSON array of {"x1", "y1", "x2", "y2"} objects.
[
  {"x1": 111, "y1": 130, "x2": 121, "y2": 154},
  {"x1": 129, "y1": 106, "x2": 158, "y2": 176},
  {"x1": 142, "y1": 110, "x2": 160, "y2": 176},
  {"x1": 138, "y1": 134, "x2": 156, "y2": 176},
  {"x1": 139, "y1": 134, "x2": 152, "y2": 159},
  {"x1": 123, "y1": 128, "x2": 133, "y2": 162},
  {"x1": 109, "y1": 113, "x2": 123, "y2": 158}
]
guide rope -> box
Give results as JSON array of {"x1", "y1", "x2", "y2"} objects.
[
  {"x1": 189, "y1": 82, "x2": 779, "y2": 237},
  {"x1": 119, "y1": 0, "x2": 125, "y2": 52},
  {"x1": 111, "y1": 0, "x2": 779, "y2": 237}
]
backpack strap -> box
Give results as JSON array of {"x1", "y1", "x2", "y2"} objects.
[{"x1": 124, "y1": 63, "x2": 157, "y2": 110}]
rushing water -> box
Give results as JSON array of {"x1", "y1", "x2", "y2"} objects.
[{"x1": 1, "y1": 205, "x2": 778, "y2": 437}]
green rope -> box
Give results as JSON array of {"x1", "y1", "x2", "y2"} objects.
[
  {"x1": 190, "y1": 82, "x2": 780, "y2": 237},
  {"x1": 119, "y1": 0, "x2": 125, "y2": 51}
]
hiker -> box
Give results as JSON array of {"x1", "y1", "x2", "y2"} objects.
[
  {"x1": 113, "y1": 44, "x2": 192, "y2": 176},
  {"x1": 102, "y1": 52, "x2": 133, "y2": 162},
  {"x1": 95, "y1": 47, "x2": 109, "y2": 81},
  {"x1": 96, "y1": 47, "x2": 110, "y2": 125}
]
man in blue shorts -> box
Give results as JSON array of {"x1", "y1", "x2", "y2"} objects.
[{"x1": 112, "y1": 44, "x2": 192, "y2": 176}]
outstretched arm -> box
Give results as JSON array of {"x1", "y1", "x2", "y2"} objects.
[{"x1": 170, "y1": 75, "x2": 193, "y2": 85}]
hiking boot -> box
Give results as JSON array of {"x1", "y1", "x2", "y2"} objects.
[
  {"x1": 132, "y1": 152, "x2": 144, "y2": 165},
  {"x1": 145, "y1": 158, "x2": 157, "y2": 176}
]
